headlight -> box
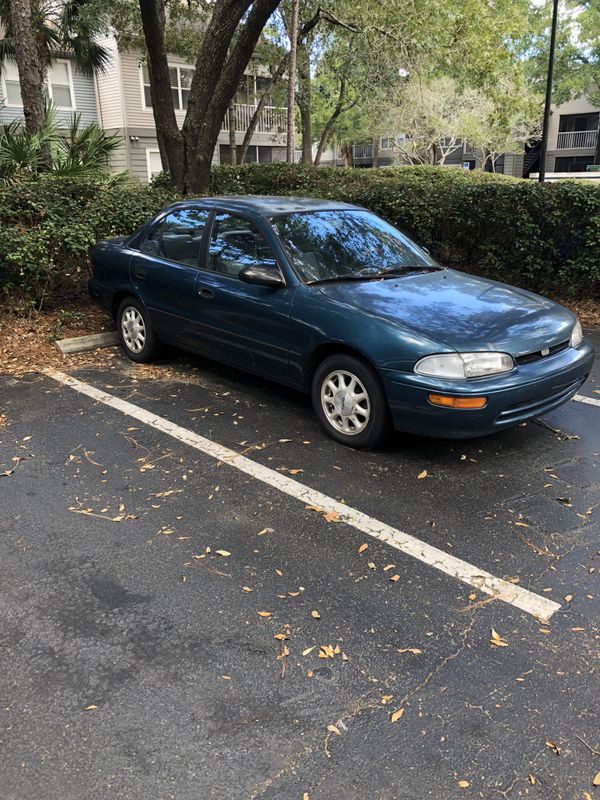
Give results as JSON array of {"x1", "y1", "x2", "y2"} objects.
[
  {"x1": 415, "y1": 352, "x2": 514, "y2": 379},
  {"x1": 570, "y1": 319, "x2": 583, "y2": 348}
]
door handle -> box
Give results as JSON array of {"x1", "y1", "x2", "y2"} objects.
[
  {"x1": 134, "y1": 267, "x2": 147, "y2": 280},
  {"x1": 198, "y1": 286, "x2": 214, "y2": 299}
]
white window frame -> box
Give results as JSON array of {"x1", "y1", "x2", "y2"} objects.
[
  {"x1": 140, "y1": 63, "x2": 195, "y2": 112},
  {"x1": 47, "y1": 59, "x2": 76, "y2": 111},
  {"x1": 1, "y1": 60, "x2": 23, "y2": 107},
  {"x1": 146, "y1": 148, "x2": 163, "y2": 183},
  {"x1": 0, "y1": 58, "x2": 75, "y2": 111}
]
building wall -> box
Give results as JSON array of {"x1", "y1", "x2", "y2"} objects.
[
  {"x1": 545, "y1": 96, "x2": 599, "y2": 173},
  {"x1": 95, "y1": 36, "x2": 125, "y2": 130},
  {"x1": 0, "y1": 60, "x2": 98, "y2": 127}
]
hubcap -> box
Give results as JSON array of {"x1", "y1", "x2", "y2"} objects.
[
  {"x1": 121, "y1": 306, "x2": 146, "y2": 353},
  {"x1": 321, "y1": 370, "x2": 370, "y2": 435}
]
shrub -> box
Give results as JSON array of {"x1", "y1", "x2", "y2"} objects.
[
  {"x1": 0, "y1": 175, "x2": 177, "y2": 309},
  {"x1": 1, "y1": 164, "x2": 599, "y2": 310}
]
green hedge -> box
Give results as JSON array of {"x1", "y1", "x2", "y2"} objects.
[
  {"x1": 212, "y1": 163, "x2": 600, "y2": 299},
  {"x1": 0, "y1": 176, "x2": 178, "y2": 310},
  {"x1": 1, "y1": 165, "x2": 599, "y2": 309}
]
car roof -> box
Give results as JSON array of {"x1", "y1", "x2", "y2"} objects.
[{"x1": 166, "y1": 195, "x2": 363, "y2": 217}]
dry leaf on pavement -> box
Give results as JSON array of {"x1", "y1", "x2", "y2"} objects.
[
  {"x1": 390, "y1": 708, "x2": 405, "y2": 723},
  {"x1": 417, "y1": 470, "x2": 428, "y2": 479}
]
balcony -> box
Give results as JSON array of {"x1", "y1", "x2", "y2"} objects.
[
  {"x1": 556, "y1": 130, "x2": 598, "y2": 149},
  {"x1": 352, "y1": 144, "x2": 373, "y2": 160},
  {"x1": 221, "y1": 103, "x2": 287, "y2": 135}
]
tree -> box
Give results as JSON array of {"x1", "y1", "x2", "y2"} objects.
[
  {"x1": 140, "y1": 0, "x2": 283, "y2": 193},
  {"x1": 1, "y1": 0, "x2": 111, "y2": 161},
  {"x1": 6, "y1": 0, "x2": 45, "y2": 136}
]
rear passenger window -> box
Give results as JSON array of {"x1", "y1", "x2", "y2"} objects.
[
  {"x1": 207, "y1": 212, "x2": 278, "y2": 277},
  {"x1": 141, "y1": 208, "x2": 210, "y2": 267}
]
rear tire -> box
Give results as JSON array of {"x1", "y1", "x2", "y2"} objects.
[
  {"x1": 117, "y1": 297, "x2": 163, "y2": 363},
  {"x1": 311, "y1": 354, "x2": 391, "y2": 449}
]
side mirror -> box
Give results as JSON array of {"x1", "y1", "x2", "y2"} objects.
[{"x1": 239, "y1": 263, "x2": 284, "y2": 288}]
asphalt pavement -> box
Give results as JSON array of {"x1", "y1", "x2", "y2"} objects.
[{"x1": 0, "y1": 329, "x2": 599, "y2": 800}]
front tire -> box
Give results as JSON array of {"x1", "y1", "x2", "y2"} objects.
[
  {"x1": 117, "y1": 297, "x2": 163, "y2": 363},
  {"x1": 311, "y1": 354, "x2": 391, "y2": 449}
]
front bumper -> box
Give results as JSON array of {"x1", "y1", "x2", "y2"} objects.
[{"x1": 380, "y1": 340, "x2": 595, "y2": 439}]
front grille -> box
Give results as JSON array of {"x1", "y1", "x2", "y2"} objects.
[{"x1": 515, "y1": 340, "x2": 570, "y2": 366}]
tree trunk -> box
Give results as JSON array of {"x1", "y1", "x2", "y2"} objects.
[
  {"x1": 182, "y1": 0, "x2": 282, "y2": 193},
  {"x1": 238, "y1": 58, "x2": 286, "y2": 163},
  {"x1": 313, "y1": 80, "x2": 356, "y2": 166},
  {"x1": 139, "y1": 0, "x2": 184, "y2": 187},
  {"x1": 372, "y1": 136, "x2": 379, "y2": 168},
  {"x1": 341, "y1": 143, "x2": 353, "y2": 168},
  {"x1": 297, "y1": 42, "x2": 312, "y2": 164},
  {"x1": 8, "y1": 0, "x2": 46, "y2": 136},
  {"x1": 228, "y1": 100, "x2": 237, "y2": 164},
  {"x1": 286, "y1": 0, "x2": 299, "y2": 162}
]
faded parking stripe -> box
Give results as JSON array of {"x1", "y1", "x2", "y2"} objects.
[
  {"x1": 45, "y1": 368, "x2": 562, "y2": 621},
  {"x1": 573, "y1": 393, "x2": 600, "y2": 408}
]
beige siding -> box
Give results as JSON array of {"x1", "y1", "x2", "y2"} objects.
[
  {"x1": 547, "y1": 96, "x2": 599, "y2": 152},
  {"x1": 95, "y1": 36, "x2": 125, "y2": 130},
  {"x1": 120, "y1": 50, "x2": 191, "y2": 129}
]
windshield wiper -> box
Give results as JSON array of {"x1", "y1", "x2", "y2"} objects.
[
  {"x1": 306, "y1": 273, "x2": 385, "y2": 285},
  {"x1": 377, "y1": 264, "x2": 443, "y2": 277}
]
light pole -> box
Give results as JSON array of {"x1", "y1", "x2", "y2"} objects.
[{"x1": 538, "y1": 0, "x2": 559, "y2": 183}]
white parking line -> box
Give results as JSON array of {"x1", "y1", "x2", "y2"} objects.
[
  {"x1": 573, "y1": 393, "x2": 600, "y2": 408},
  {"x1": 45, "y1": 368, "x2": 561, "y2": 622}
]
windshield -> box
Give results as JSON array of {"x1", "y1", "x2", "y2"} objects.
[{"x1": 271, "y1": 209, "x2": 436, "y2": 283}]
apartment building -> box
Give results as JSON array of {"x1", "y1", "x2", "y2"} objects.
[
  {"x1": 543, "y1": 95, "x2": 599, "y2": 174},
  {"x1": 315, "y1": 137, "x2": 526, "y2": 177},
  {"x1": 0, "y1": 35, "x2": 288, "y2": 181}
]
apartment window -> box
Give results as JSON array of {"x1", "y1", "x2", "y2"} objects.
[
  {"x1": 141, "y1": 63, "x2": 195, "y2": 111},
  {"x1": 1, "y1": 59, "x2": 22, "y2": 105},
  {"x1": 1, "y1": 59, "x2": 74, "y2": 109},
  {"x1": 219, "y1": 144, "x2": 273, "y2": 165},
  {"x1": 554, "y1": 155, "x2": 595, "y2": 173},
  {"x1": 380, "y1": 135, "x2": 405, "y2": 149},
  {"x1": 558, "y1": 113, "x2": 599, "y2": 133},
  {"x1": 47, "y1": 61, "x2": 75, "y2": 109},
  {"x1": 146, "y1": 149, "x2": 163, "y2": 182}
]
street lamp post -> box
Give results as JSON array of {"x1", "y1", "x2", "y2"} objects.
[{"x1": 538, "y1": 0, "x2": 560, "y2": 183}]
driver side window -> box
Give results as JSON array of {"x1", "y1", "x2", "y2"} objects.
[{"x1": 207, "y1": 212, "x2": 278, "y2": 277}]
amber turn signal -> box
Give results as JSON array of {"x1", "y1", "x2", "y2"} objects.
[{"x1": 428, "y1": 394, "x2": 488, "y2": 409}]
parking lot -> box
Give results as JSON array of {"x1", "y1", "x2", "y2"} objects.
[{"x1": 1, "y1": 329, "x2": 599, "y2": 800}]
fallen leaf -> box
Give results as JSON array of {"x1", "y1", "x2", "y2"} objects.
[
  {"x1": 545, "y1": 740, "x2": 560, "y2": 755},
  {"x1": 528, "y1": 774, "x2": 537, "y2": 785},
  {"x1": 593, "y1": 773, "x2": 600, "y2": 787},
  {"x1": 289, "y1": 469, "x2": 304, "y2": 475},
  {"x1": 490, "y1": 628, "x2": 509, "y2": 647},
  {"x1": 417, "y1": 470, "x2": 428, "y2": 479},
  {"x1": 279, "y1": 438, "x2": 292, "y2": 443},
  {"x1": 358, "y1": 543, "x2": 369, "y2": 554},
  {"x1": 257, "y1": 527, "x2": 274, "y2": 536},
  {"x1": 302, "y1": 646, "x2": 316, "y2": 656},
  {"x1": 215, "y1": 549, "x2": 231, "y2": 557},
  {"x1": 275, "y1": 569, "x2": 283, "y2": 577},
  {"x1": 84, "y1": 704, "x2": 97, "y2": 711},
  {"x1": 323, "y1": 511, "x2": 341, "y2": 523},
  {"x1": 457, "y1": 780, "x2": 470, "y2": 788},
  {"x1": 397, "y1": 647, "x2": 422, "y2": 655},
  {"x1": 242, "y1": 586, "x2": 253, "y2": 592},
  {"x1": 311, "y1": 610, "x2": 321, "y2": 619},
  {"x1": 274, "y1": 633, "x2": 288, "y2": 641},
  {"x1": 564, "y1": 594, "x2": 573, "y2": 602},
  {"x1": 390, "y1": 574, "x2": 400, "y2": 582},
  {"x1": 468, "y1": 593, "x2": 477, "y2": 601},
  {"x1": 381, "y1": 694, "x2": 393, "y2": 704},
  {"x1": 307, "y1": 670, "x2": 314, "y2": 678},
  {"x1": 390, "y1": 708, "x2": 405, "y2": 723},
  {"x1": 257, "y1": 611, "x2": 272, "y2": 618},
  {"x1": 192, "y1": 554, "x2": 206, "y2": 560},
  {"x1": 327, "y1": 724, "x2": 340, "y2": 735},
  {"x1": 222, "y1": 675, "x2": 231, "y2": 680}
]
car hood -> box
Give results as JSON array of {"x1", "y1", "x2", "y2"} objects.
[{"x1": 318, "y1": 269, "x2": 575, "y2": 357}]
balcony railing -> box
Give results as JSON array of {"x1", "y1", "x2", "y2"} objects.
[
  {"x1": 556, "y1": 130, "x2": 598, "y2": 149},
  {"x1": 352, "y1": 144, "x2": 373, "y2": 160},
  {"x1": 221, "y1": 103, "x2": 287, "y2": 135}
]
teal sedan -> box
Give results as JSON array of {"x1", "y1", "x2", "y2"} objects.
[{"x1": 89, "y1": 196, "x2": 594, "y2": 448}]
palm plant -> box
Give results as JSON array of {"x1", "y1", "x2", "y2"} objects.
[
  {"x1": 0, "y1": 106, "x2": 125, "y2": 184},
  {"x1": 0, "y1": 0, "x2": 110, "y2": 77}
]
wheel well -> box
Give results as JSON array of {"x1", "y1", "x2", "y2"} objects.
[
  {"x1": 304, "y1": 343, "x2": 375, "y2": 390},
  {"x1": 111, "y1": 291, "x2": 136, "y2": 321}
]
